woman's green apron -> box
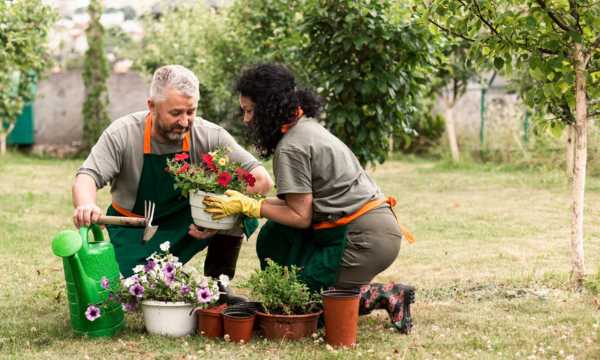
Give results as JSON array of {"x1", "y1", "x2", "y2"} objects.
[{"x1": 106, "y1": 114, "x2": 209, "y2": 277}]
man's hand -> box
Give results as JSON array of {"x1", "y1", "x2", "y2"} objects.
[
  {"x1": 203, "y1": 190, "x2": 263, "y2": 219},
  {"x1": 188, "y1": 224, "x2": 218, "y2": 239},
  {"x1": 73, "y1": 203, "x2": 102, "y2": 228}
]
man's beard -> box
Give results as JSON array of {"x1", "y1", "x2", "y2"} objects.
[{"x1": 154, "y1": 111, "x2": 189, "y2": 143}]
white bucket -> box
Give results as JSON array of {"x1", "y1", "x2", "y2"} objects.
[
  {"x1": 189, "y1": 190, "x2": 239, "y2": 230},
  {"x1": 141, "y1": 300, "x2": 197, "y2": 337}
]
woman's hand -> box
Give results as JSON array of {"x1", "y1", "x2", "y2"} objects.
[{"x1": 203, "y1": 190, "x2": 264, "y2": 219}]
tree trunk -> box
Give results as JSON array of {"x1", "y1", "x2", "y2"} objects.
[
  {"x1": 0, "y1": 133, "x2": 6, "y2": 155},
  {"x1": 443, "y1": 97, "x2": 460, "y2": 162},
  {"x1": 566, "y1": 125, "x2": 575, "y2": 178},
  {"x1": 570, "y1": 43, "x2": 587, "y2": 287}
]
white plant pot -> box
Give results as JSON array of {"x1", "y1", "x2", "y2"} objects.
[
  {"x1": 189, "y1": 190, "x2": 239, "y2": 230},
  {"x1": 141, "y1": 300, "x2": 197, "y2": 337}
]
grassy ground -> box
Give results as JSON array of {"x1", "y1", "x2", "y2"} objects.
[{"x1": 1, "y1": 151, "x2": 600, "y2": 359}]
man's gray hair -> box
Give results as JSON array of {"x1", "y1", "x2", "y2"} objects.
[{"x1": 150, "y1": 65, "x2": 200, "y2": 102}]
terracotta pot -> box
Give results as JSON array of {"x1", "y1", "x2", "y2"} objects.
[
  {"x1": 256, "y1": 310, "x2": 322, "y2": 340},
  {"x1": 196, "y1": 303, "x2": 227, "y2": 338},
  {"x1": 222, "y1": 309, "x2": 255, "y2": 343},
  {"x1": 322, "y1": 289, "x2": 360, "y2": 347},
  {"x1": 225, "y1": 302, "x2": 263, "y2": 331}
]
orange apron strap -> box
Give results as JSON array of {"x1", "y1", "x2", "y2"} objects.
[
  {"x1": 143, "y1": 113, "x2": 152, "y2": 154},
  {"x1": 313, "y1": 196, "x2": 415, "y2": 244},
  {"x1": 182, "y1": 133, "x2": 190, "y2": 152},
  {"x1": 385, "y1": 196, "x2": 416, "y2": 244},
  {"x1": 144, "y1": 112, "x2": 190, "y2": 153},
  {"x1": 313, "y1": 198, "x2": 386, "y2": 230},
  {"x1": 111, "y1": 201, "x2": 144, "y2": 218},
  {"x1": 281, "y1": 107, "x2": 304, "y2": 134}
]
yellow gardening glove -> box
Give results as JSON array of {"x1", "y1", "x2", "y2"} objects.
[{"x1": 203, "y1": 190, "x2": 264, "y2": 220}]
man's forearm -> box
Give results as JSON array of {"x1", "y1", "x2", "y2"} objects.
[
  {"x1": 72, "y1": 173, "x2": 98, "y2": 208},
  {"x1": 248, "y1": 166, "x2": 274, "y2": 195}
]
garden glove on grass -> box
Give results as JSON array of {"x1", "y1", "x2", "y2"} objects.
[{"x1": 203, "y1": 190, "x2": 263, "y2": 219}]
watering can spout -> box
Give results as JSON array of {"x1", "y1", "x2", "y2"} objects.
[{"x1": 51, "y1": 230, "x2": 100, "y2": 306}]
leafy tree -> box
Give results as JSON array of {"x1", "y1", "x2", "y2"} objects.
[
  {"x1": 0, "y1": 0, "x2": 55, "y2": 154},
  {"x1": 300, "y1": 0, "x2": 435, "y2": 165},
  {"x1": 427, "y1": 0, "x2": 600, "y2": 286},
  {"x1": 134, "y1": 4, "x2": 233, "y2": 129},
  {"x1": 422, "y1": 32, "x2": 480, "y2": 161},
  {"x1": 82, "y1": 0, "x2": 111, "y2": 149}
]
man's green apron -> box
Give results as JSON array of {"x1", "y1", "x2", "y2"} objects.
[{"x1": 106, "y1": 114, "x2": 208, "y2": 277}]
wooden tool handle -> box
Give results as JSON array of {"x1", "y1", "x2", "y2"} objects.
[{"x1": 97, "y1": 215, "x2": 146, "y2": 227}]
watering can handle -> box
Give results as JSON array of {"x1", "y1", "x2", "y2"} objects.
[{"x1": 79, "y1": 224, "x2": 105, "y2": 250}]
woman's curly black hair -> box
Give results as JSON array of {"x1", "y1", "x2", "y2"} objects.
[{"x1": 234, "y1": 63, "x2": 323, "y2": 158}]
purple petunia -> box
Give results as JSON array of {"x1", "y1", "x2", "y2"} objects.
[
  {"x1": 100, "y1": 276, "x2": 110, "y2": 289},
  {"x1": 163, "y1": 272, "x2": 175, "y2": 286},
  {"x1": 144, "y1": 259, "x2": 156, "y2": 273},
  {"x1": 196, "y1": 287, "x2": 213, "y2": 303},
  {"x1": 163, "y1": 262, "x2": 175, "y2": 274},
  {"x1": 85, "y1": 305, "x2": 101, "y2": 321},
  {"x1": 122, "y1": 302, "x2": 137, "y2": 312},
  {"x1": 129, "y1": 283, "x2": 144, "y2": 298},
  {"x1": 181, "y1": 285, "x2": 191, "y2": 296}
]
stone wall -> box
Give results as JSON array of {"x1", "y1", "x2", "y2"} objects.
[{"x1": 33, "y1": 70, "x2": 149, "y2": 146}]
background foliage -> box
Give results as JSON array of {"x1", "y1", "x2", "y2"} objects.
[
  {"x1": 82, "y1": 0, "x2": 111, "y2": 150},
  {"x1": 0, "y1": 0, "x2": 55, "y2": 150}
]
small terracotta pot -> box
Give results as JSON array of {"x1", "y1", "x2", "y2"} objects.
[
  {"x1": 196, "y1": 303, "x2": 228, "y2": 338},
  {"x1": 222, "y1": 309, "x2": 255, "y2": 343},
  {"x1": 256, "y1": 310, "x2": 322, "y2": 340},
  {"x1": 322, "y1": 289, "x2": 360, "y2": 347}
]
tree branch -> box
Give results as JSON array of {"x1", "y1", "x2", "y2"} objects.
[
  {"x1": 470, "y1": 0, "x2": 503, "y2": 39},
  {"x1": 588, "y1": 99, "x2": 600, "y2": 106},
  {"x1": 535, "y1": 0, "x2": 574, "y2": 33},
  {"x1": 569, "y1": 0, "x2": 583, "y2": 33},
  {"x1": 427, "y1": 18, "x2": 474, "y2": 42},
  {"x1": 588, "y1": 110, "x2": 600, "y2": 118}
]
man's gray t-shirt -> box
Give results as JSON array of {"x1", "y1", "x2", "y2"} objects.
[
  {"x1": 273, "y1": 117, "x2": 383, "y2": 222},
  {"x1": 77, "y1": 110, "x2": 260, "y2": 211}
]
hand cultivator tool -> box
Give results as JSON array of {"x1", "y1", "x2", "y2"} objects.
[{"x1": 96, "y1": 200, "x2": 158, "y2": 241}]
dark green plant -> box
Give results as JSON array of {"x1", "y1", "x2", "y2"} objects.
[
  {"x1": 82, "y1": 0, "x2": 111, "y2": 149},
  {"x1": 242, "y1": 259, "x2": 320, "y2": 315},
  {"x1": 299, "y1": 0, "x2": 435, "y2": 166}
]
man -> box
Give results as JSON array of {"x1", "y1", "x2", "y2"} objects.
[{"x1": 72, "y1": 65, "x2": 273, "y2": 299}]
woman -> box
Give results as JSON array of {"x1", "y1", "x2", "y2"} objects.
[{"x1": 203, "y1": 63, "x2": 415, "y2": 333}]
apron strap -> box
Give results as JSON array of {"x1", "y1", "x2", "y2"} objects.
[
  {"x1": 313, "y1": 196, "x2": 416, "y2": 244},
  {"x1": 143, "y1": 112, "x2": 190, "y2": 154},
  {"x1": 111, "y1": 202, "x2": 144, "y2": 218}
]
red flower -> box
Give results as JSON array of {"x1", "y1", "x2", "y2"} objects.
[
  {"x1": 217, "y1": 171, "x2": 233, "y2": 187},
  {"x1": 176, "y1": 162, "x2": 190, "y2": 174},
  {"x1": 235, "y1": 167, "x2": 256, "y2": 187},
  {"x1": 202, "y1": 154, "x2": 217, "y2": 172},
  {"x1": 234, "y1": 167, "x2": 248, "y2": 178},
  {"x1": 244, "y1": 173, "x2": 256, "y2": 187},
  {"x1": 174, "y1": 153, "x2": 189, "y2": 161}
]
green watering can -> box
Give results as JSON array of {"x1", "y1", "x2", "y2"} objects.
[{"x1": 51, "y1": 224, "x2": 125, "y2": 337}]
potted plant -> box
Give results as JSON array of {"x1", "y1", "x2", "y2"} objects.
[
  {"x1": 243, "y1": 259, "x2": 322, "y2": 341},
  {"x1": 87, "y1": 241, "x2": 225, "y2": 337},
  {"x1": 165, "y1": 147, "x2": 257, "y2": 230}
]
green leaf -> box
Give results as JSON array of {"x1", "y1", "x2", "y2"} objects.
[{"x1": 493, "y1": 57, "x2": 504, "y2": 70}]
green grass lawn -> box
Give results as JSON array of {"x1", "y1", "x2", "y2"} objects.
[{"x1": 2, "y1": 151, "x2": 600, "y2": 359}]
